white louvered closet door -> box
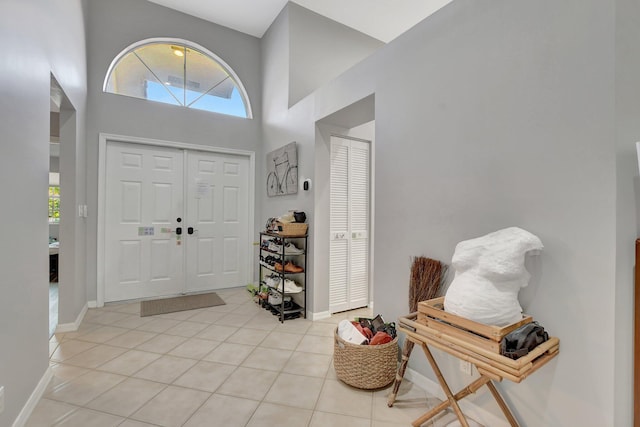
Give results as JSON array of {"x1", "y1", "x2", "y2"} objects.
[{"x1": 329, "y1": 136, "x2": 370, "y2": 313}]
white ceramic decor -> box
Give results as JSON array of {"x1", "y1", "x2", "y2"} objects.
[{"x1": 444, "y1": 227, "x2": 543, "y2": 326}]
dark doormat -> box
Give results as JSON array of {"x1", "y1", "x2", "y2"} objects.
[{"x1": 140, "y1": 292, "x2": 225, "y2": 317}]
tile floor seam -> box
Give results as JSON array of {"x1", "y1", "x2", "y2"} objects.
[
  {"x1": 38, "y1": 289, "x2": 453, "y2": 427},
  {"x1": 48, "y1": 404, "x2": 82, "y2": 427},
  {"x1": 86, "y1": 381, "x2": 169, "y2": 419}
]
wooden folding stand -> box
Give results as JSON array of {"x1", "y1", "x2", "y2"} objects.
[{"x1": 388, "y1": 298, "x2": 560, "y2": 427}]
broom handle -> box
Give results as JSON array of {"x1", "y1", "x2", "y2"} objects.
[{"x1": 387, "y1": 339, "x2": 415, "y2": 407}]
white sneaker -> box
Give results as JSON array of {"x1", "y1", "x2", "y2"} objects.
[
  {"x1": 284, "y1": 242, "x2": 304, "y2": 255},
  {"x1": 268, "y1": 242, "x2": 282, "y2": 252},
  {"x1": 265, "y1": 275, "x2": 281, "y2": 289},
  {"x1": 283, "y1": 279, "x2": 303, "y2": 294},
  {"x1": 274, "y1": 278, "x2": 302, "y2": 294}
]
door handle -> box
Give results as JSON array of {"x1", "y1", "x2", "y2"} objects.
[
  {"x1": 176, "y1": 227, "x2": 182, "y2": 235},
  {"x1": 187, "y1": 227, "x2": 195, "y2": 235}
]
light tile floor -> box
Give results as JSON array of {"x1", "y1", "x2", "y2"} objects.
[{"x1": 29, "y1": 287, "x2": 465, "y2": 427}]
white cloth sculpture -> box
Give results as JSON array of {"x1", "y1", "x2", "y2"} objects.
[{"x1": 444, "y1": 227, "x2": 543, "y2": 326}]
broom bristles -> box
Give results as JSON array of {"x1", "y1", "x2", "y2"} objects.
[{"x1": 409, "y1": 256, "x2": 447, "y2": 312}]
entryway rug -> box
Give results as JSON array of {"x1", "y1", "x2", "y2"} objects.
[{"x1": 140, "y1": 292, "x2": 225, "y2": 317}]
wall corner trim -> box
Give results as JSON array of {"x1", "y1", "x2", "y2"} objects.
[
  {"x1": 12, "y1": 366, "x2": 53, "y2": 427},
  {"x1": 55, "y1": 303, "x2": 88, "y2": 333}
]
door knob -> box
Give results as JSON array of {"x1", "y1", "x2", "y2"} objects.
[
  {"x1": 176, "y1": 227, "x2": 182, "y2": 235},
  {"x1": 187, "y1": 227, "x2": 194, "y2": 235}
]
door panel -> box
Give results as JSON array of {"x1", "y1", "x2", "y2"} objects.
[
  {"x1": 329, "y1": 136, "x2": 371, "y2": 313},
  {"x1": 105, "y1": 142, "x2": 250, "y2": 301},
  {"x1": 105, "y1": 142, "x2": 184, "y2": 302},
  {"x1": 186, "y1": 152, "x2": 249, "y2": 292},
  {"x1": 349, "y1": 140, "x2": 370, "y2": 309},
  {"x1": 329, "y1": 237, "x2": 349, "y2": 312}
]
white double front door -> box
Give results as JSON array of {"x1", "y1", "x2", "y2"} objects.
[{"x1": 104, "y1": 141, "x2": 250, "y2": 302}]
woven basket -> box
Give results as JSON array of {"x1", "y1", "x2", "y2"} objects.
[
  {"x1": 276, "y1": 222, "x2": 308, "y2": 236},
  {"x1": 333, "y1": 328, "x2": 398, "y2": 389}
]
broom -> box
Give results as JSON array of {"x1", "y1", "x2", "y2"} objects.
[{"x1": 388, "y1": 256, "x2": 447, "y2": 407}]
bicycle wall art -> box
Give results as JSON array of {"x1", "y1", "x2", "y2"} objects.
[{"x1": 266, "y1": 142, "x2": 298, "y2": 196}]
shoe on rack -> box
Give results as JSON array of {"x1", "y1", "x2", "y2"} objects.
[
  {"x1": 284, "y1": 242, "x2": 304, "y2": 255},
  {"x1": 284, "y1": 261, "x2": 304, "y2": 273},
  {"x1": 268, "y1": 242, "x2": 282, "y2": 252},
  {"x1": 266, "y1": 255, "x2": 279, "y2": 266},
  {"x1": 265, "y1": 275, "x2": 281, "y2": 289},
  {"x1": 282, "y1": 278, "x2": 303, "y2": 294},
  {"x1": 268, "y1": 291, "x2": 282, "y2": 305},
  {"x1": 274, "y1": 262, "x2": 284, "y2": 271}
]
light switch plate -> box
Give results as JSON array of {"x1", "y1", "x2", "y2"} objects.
[{"x1": 459, "y1": 360, "x2": 472, "y2": 375}]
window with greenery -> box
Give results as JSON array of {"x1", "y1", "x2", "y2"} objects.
[
  {"x1": 104, "y1": 39, "x2": 252, "y2": 118},
  {"x1": 49, "y1": 186, "x2": 60, "y2": 224}
]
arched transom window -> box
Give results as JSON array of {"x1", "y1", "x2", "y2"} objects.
[{"x1": 104, "y1": 38, "x2": 252, "y2": 118}]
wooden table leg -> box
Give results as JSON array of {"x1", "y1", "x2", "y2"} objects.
[
  {"x1": 486, "y1": 380, "x2": 520, "y2": 427},
  {"x1": 411, "y1": 375, "x2": 491, "y2": 427},
  {"x1": 419, "y1": 342, "x2": 470, "y2": 427},
  {"x1": 388, "y1": 339, "x2": 415, "y2": 407}
]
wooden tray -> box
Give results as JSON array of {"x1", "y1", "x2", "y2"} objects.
[
  {"x1": 399, "y1": 313, "x2": 559, "y2": 383},
  {"x1": 417, "y1": 297, "x2": 533, "y2": 353}
]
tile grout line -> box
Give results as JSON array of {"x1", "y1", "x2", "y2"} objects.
[{"x1": 40, "y1": 290, "x2": 417, "y2": 427}]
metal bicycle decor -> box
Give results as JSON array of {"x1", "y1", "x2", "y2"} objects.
[{"x1": 266, "y1": 142, "x2": 298, "y2": 196}]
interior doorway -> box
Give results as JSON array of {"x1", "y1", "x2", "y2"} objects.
[
  {"x1": 314, "y1": 93, "x2": 375, "y2": 318},
  {"x1": 49, "y1": 76, "x2": 62, "y2": 337},
  {"x1": 329, "y1": 135, "x2": 371, "y2": 313},
  {"x1": 49, "y1": 74, "x2": 80, "y2": 336}
]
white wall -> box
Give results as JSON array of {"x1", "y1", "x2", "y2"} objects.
[
  {"x1": 288, "y1": 3, "x2": 383, "y2": 107},
  {"x1": 0, "y1": 0, "x2": 87, "y2": 425},
  {"x1": 84, "y1": 0, "x2": 263, "y2": 302},
  {"x1": 261, "y1": 6, "x2": 318, "y2": 308},
  {"x1": 614, "y1": 0, "x2": 640, "y2": 425},
  {"x1": 261, "y1": 5, "x2": 381, "y2": 314},
  {"x1": 262, "y1": 0, "x2": 621, "y2": 424}
]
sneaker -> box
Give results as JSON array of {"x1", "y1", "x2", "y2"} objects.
[
  {"x1": 284, "y1": 242, "x2": 304, "y2": 255},
  {"x1": 265, "y1": 275, "x2": 281, "y2": 289},
  {"x1": 283, "y1": 278, "x2": 303, "y2": 294},
  {"x1": 268, "y1": 291, "x2": 282, "y2": 305},
  {"x1": 268, "y1": 242, "x2": 282, "y2": 252}
]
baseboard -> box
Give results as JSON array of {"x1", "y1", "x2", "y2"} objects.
[
  {"x1": 12, "y1": 366, "x2": 53, "y2": 427},
  {"x1": 308, "y1": 310, "x2": 331, "y2": 321},
  {"x1": 87, "y1": 300, "x2": 97, "y2": 309},
  {"x1": 55, "y1": 302, "x2": 88, "y2": 333},
  {"x1": 405, "y1": 367, "x2": 510, "y2": 427}
]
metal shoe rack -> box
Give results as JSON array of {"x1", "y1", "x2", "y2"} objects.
[{"x1": 258, "y1": 231, "x2": 307, "y2": 322}]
